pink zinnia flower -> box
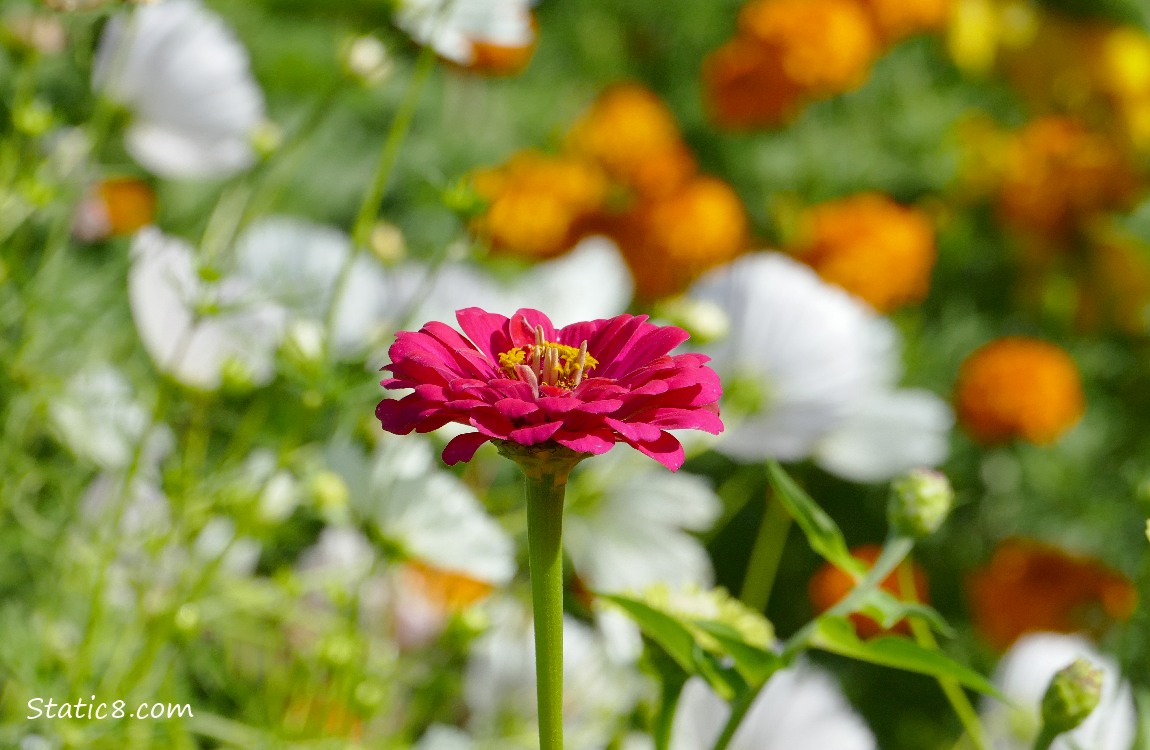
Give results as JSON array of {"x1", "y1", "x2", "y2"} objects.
[{"x1": 375, "y1": 308, "x2": 723, "y2": 470}]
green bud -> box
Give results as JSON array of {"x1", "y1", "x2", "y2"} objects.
[
  {"x1": 888, "y1": 468, "x2": 954, "y2": 538},
  {"x1": 1040, "y1": 658, "x2": 1103, "y2": 736}
]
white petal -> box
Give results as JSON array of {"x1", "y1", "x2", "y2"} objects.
[
  {"x1": 688, "y1": 253, "x2": 899, "y2": 463},
  {"x1": 814, "y1": 388, "x2": 954, "y2": 483},
  {"x1": 981, "y1": 632, "x2": 1137, "y2": 750},
  {"x1": 94, "y1": 0, "x2": 264, "y2": 179},
  {"x1": 671, "y1": 666, "x2": 876, "y2": 750},
  {"x1": 565, "y1": 448, "x2": 720, "y2": 593},
  {"x1": 48, "y1": 366, "x2": 149, "y2": 470},
  {"x1": 234, "y1": 216, "x2": 392, "y2": 357},
  {"x1": 128, "y1": 228, "x2": 287, "y2": 390}
]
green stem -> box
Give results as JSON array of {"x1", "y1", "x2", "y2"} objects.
[
  {"x1": 898, "y1": 563, "x2": 989, "y2": 750},
  {"x1": 710, "y1": 689, "x2": 757, "y2": 750},
  {"x1": 1031, "y1": 727, "x2": 1058, "y2": 750},
  {"x1": 652, "y1": 669, "x2": 687, "y2": 750},
  {"x1": 782, "y1": 535, "x2": 915, "y2": 660},
  {"x1": 739, "y1": 486, "x2": 792, "y2": 612},
  {"x1": 497, "y1": 442, "x2": 587, "y2": 750},
  {"x1": 524, "y1": 467, "x2": 568, "y2": 750}
]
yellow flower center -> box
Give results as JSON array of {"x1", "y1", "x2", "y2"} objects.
[{"x1": 497, "y1": 326, "x2": 598, "y2": 392}]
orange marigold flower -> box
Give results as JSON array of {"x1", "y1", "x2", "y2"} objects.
[
  {"x1": 566, "y1": 83, "x2": 695, "y2": 198},
  {"x1": 790, "y1": 193, "x2": 936, "y2": 312},
  {"x1": 996, "y1": 116, "x2": 1141, "y2": 240},
  {"x1": 954, "y1": 336, "x2": 1085, "y2": 445},
  {"x1": 738, "y1": 0, "x2": 880, "y2": 95},
  {"x1": 702, "y1": 36, "x2": 805, "y2": 130},
  {"x1": 611, "y1": 176, "x2": 748, "y2": 301},
  {"x1": 856, "y1": 0, "x2": 953, "y2": 43},
  {"x1": 808, "y1": 544, "x2": 929, "y2": 639},
  {"x1": 469, "y1": 150, "x2": 608, "y2": 259},
  {"x1": 967, "y1": 538, "x2": 1137, "y2": 652}
]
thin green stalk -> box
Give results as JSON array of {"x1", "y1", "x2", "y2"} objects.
[
  {"x1": 739, "y1": 486, "x2": 792, "y2": 612},
  {"x1": 524, "y1": 467, "x2": 568, "y2": 750},
  {"x1": 652, "y1": 675, "x2": 686, "y2": 750},
  {"x1": 321, "y1": 43, "x2": 437, "y2": 360},
  {"x1": 497, "y1": 443, "x2": 586, "y2": 750},
  {"x1": 898, "y1": 563, "x2": 988, "y2": 750},
  {"x1": 1031, "y1": 727, "x2": 1058, "y2": 750},
  {"x1": 710, "y1": 688, "x2": 757, "y2": 750},
  {"x1": 782, "y1": 535, "x2": 915, "y2": 660}
]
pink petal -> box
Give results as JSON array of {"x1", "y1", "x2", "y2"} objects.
[
  {"x1": 456, "y1": 308, "x2": 513, "y2": 364},
  {"x1": 508, "y1": 421, "x2": 563, "y2": 445},
  {"x1": 511, "y1": 309, "x2": 557, "y2": 344},
  {"x1": 554, "y1": 430, "x2": 617, "y2": 454},
  {"x1": 605, "y1": 417, "x2": 663, "y2": 443},
  {"x1": 626, "y1": 430, "x2": 686, "y2": 471},
  {"x1": 495, "y1": 397, "x2": 539, "y2": 420},
  {"x1": 442, "y1": 432, "x2": 491, "y2": 465},
  {"x1": 607, "y1": 325, "x2": 691, "y2": 376}
]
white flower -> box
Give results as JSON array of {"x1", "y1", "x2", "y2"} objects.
[
  {"x1": 328, "y1": 435, "x2": 514, "y2": 586},
  {"x1": 564, "y1": 446, "x2": 721, "y2": 594},
  {"x1": 813, "y1": 388, "x2": 954, "y2": 483},
  {"x1": 233, "y1": 216, "x2": 396, "y2": 359},
  {"x1": 463, "y1": 597, "x2": 648, "y2": 750},
  {"x1": 981, "y1": 632, "x2": 1136, "y2": 750},
  {"x1": 687, "y1": 253, "x2": 951, "y2": 482},
  {"x1": 397, "y1": 235, "x2": 633, "y2": 333},
  {"x1": 395, "y1": 0, "x2": 535, "y2": 66},
  {"x1": 297, "y1": 526, "x2": 377, "y2": 592},
  {"x1": 669, "y1": 666, "x2": 876, "y2": 750},
  {"x1": 128, "y1": 227, "x2": 287, "y2": 391},
  {"x1": 48, "y1": 365, "x2": 150, "y2": 470},
  {"x1": 93, "y1": 0, "x2": 265, "y2": 179}
]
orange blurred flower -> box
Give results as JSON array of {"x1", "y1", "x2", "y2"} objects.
[
  {"x1": 469, "y1": 150, "x2": 608, "y2": 259},
  {"x1": 468, "y1": 36, "x2": 537, "y2": 76},
  {"x1": 808, "y1": 544, "x2": 929, "y2": 639},
  {"x1": 856, "y1": 0, "x2": 953, "y2": 43},
  {"x1": 566, "y1": 83, "x2": 695, "y2": 199},
  {"x1": 738, "y1": 0, "x2": 879, "y2": 95},
  {"x1": 611, "y1": 176, "x2": 748, "y2": 301},
  {"x1": 967, "y1": 538, "x2": 1137, "y2": 652},
  {"x1": 790, "y1": 193, "x2": 936, "y2": 312},
  {"x1": 953, "y1": 336, "x2": 1084, "y2": 446},
  {"x1": 73, "y1": 177, "x2": 156, "y2": 242},
  {"x1": 401, "y1": 560, "x2": 495, "y2": 613},
  {"x1": 996, "y1": 117, "x2": 1140, "y2": 241},
  {"x1": 702, "y1": 36, "x2": 804, "y2": 129}
]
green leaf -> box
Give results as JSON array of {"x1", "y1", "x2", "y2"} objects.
[
  {"x1": 855, "y1": 589, "x2": 956, "y2": 638},
  {"x1": 766, "y1": 460, "x2": 864, "y2": 576},
  {"x1": 693, "y1": 620, "x2": 783, "y2": 686},
  {"x1": 810, "y1": 617, "x2": 1003, "y2": 698},
  {"x1": 600, "y1": 592, "x2": 777, "y2": 700},
  {"x1": 600, "y1": 594, "x2": 699, "y2": 673}
]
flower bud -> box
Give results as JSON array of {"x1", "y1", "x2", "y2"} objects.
[
  {"x1": 370, "y1": 221, "x2": 407, "y2": 265},
  {"x1": 1040, "y1": 658, "x2": 1103, "y2": 736},
  {"x1": 888, "y1": 468, "x2": 954, "y2": 538},
  {"x1": 341, "y1": 35, "x2": 392, "y2": 87}
]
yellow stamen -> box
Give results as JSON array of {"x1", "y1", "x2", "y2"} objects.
[{"x1": 497, "y1": 336, "x2": 599, "y2": 391}]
